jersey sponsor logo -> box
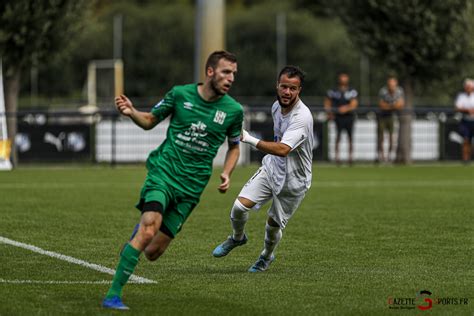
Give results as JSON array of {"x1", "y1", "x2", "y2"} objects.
[
  {"x1": 154, "y1": 99, "x2": 164, "y2": 108},
  {"x1": 183, "y1": 102, "x2": 194, "y2": 110},
  {"x1": 186, "y1": 121, "x2": 207, "y2": 137},
  {"x1": 213, "y1": 110, "x2": 227, "y2": 125},
  {"x1": 176, "y1": 121, "x2": 210, "y2": 152}
]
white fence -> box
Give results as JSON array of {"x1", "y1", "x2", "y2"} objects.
[
  {"x1": 96, "y1": 118, "x2": 249, "y2": 165},
  {"x1": 327, "y1": 120, "x2": 439, "y2": 161}
]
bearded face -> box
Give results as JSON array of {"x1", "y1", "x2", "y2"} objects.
[
  {"x1": 208, "y1": 59, "x2": 237, "y2": 96},
  {"x1": 276, "y1": 74, "x2": 301, "y2": 108}
]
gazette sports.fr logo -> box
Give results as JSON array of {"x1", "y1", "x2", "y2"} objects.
[
  {"x1": 387, "y1": 290, "x2": 469, "y2": 311},
  {"x1": 417, "y1": 290, "x2": 433, "y2": 311}
]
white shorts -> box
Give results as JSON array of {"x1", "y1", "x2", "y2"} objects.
[{"x1": 238, "y1": 167, "x2": 306, "y2": 229}]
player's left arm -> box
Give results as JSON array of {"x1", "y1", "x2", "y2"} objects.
[
  {"x1": 323, "y1": 96, "x2": 334, "y2": 119},
  {"x1": 393, "y1": 88, "x2": 405, "y2": 110},
  {"x1": 241, "y1": 115, "x2": 309, "y2": 157},
  {"x1": 348, "y1": 96, "x2": 358, "y2": 111},
  {"x1": 339, "y1": 99, "x2": 358, "y2": 114},
  {"x1": 454, "y1": 95, "x2": 471, "y2": 114},
  {"x1": 219, "y1": 109, "x2": 244, "y2": 193},
  {"x1": 218, "y1": 143, "x2": 240, "y2": 193},
  {"x1": 341, "y1": 90, "x2": 358, "y2": 113},
  {"x1": 393, "y1": 97, "x2": 405, "y2": 110},
  {"x1": 254, "y1": 137, "x2": 292, "y2": 157}
]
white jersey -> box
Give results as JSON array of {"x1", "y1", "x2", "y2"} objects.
[
  {"x1": 455, "y1": 92, "x2": 474, "y2": 121},
  {"x1": 262, "y1": 99, "x2": 314, "y2": 195}
]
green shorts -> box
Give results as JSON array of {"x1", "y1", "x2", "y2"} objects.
[{"x1": 136, "y1": 175, "x2": 199, "y2": 238}]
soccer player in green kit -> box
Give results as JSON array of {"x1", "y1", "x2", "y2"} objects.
[{"x1": 102, "y1": 51, "x2": 243, "y2": 310}]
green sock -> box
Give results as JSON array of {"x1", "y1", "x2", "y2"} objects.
[{"x1": 106, "y1": 243, "x2": 141, "y2": 299}]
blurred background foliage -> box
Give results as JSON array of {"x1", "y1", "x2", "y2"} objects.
[{"x1": 10, "y1": 0, "x2": 474, "y2": 108}]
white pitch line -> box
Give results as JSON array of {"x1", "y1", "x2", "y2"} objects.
[
  {"x1": 0, "y1": 236, "x2": 156, "y2": 284},
  {"x1": 0, "y1": 279, "x2": 145, "y2": 285},
  {"x1": 0, "y1": 279, "x2": 111, "y2": 285}
]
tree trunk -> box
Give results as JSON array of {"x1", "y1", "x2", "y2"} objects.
[
  {"x1": 395, "y1": 79, "x2": 413, "y2": 164},
  {"x1": 4, "y1": 69, "x2": 20, "y2": 166}
]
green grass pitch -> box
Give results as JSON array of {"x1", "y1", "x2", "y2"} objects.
[{"x1": 0, "y1": 164, "x2": 472, "y2": 315}]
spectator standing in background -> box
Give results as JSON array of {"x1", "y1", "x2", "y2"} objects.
[
  {"x1": 377, "y1": 76, "x2": 405, "y2": 163},
  {"x1": 324, "y1": 73, "x2": 358, "y2": 165},
  {"x1": 454, "y1": 78, "x2": 474, "y2": 164}
]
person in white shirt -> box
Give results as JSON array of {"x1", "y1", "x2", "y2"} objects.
[
  {"x1": 455, "y1": 78, "x2": 474, "y2": 163},
  {"x1": 212, "y1": 66, "x2": 314, "y2": 272}
]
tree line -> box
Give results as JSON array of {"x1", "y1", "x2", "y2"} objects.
[
  {"x1": 1, "y1": 0, "x2": 473, "y2": 164},
  {"x1": 3, "y1": 0, "x2": 472, "y2": 108}
]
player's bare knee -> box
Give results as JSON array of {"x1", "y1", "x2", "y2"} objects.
[
  {"x1": 144, "y1": 247, "x2": 165, "y2": 261},
  {"x1": 143, "y1": 250, "x2": 155, "y2": 261},
  {"x1": 236, "y1": 197, "x2": 255, "y2": 210}
]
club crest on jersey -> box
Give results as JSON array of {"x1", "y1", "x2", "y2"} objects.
[
  {"x1": 183, "y1": 102, "x2": 194, "y2": 110},
  {"x1": 213, "y1": 110, "x2": 227, "y2": 125}
]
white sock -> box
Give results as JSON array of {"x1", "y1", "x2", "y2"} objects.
[
  {"x1": 230, "y1": 199, "x2": 250, "y2": 241},
  {"x1": 260, "y1": 223, "x2": 282, "y2": 259}
]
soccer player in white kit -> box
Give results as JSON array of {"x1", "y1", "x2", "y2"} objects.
[{"x1": 212, "y1": 66, "x2": 314, "y2": 272}]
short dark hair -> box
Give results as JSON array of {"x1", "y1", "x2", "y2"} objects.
[
  {"x1": 387, "y1": 74, "x2": 398, "y2": 81},
  {"x1": 278, "y1": 65, "x2": 306, "y2": 87},
  {"x1": 205, "y1": 50, "x2": 237, "y2": 72}
]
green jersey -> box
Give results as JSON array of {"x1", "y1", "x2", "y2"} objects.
[{"x1": 146, "y1": 83, "x2": 243, "y2": 198}]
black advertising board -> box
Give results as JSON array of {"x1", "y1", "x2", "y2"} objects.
[{"x1": 17, "y1": 122, "x2": 92, "y2": 162}]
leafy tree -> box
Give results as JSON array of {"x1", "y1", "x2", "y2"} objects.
[
  {"x1": 227, "y1": 2, "x2": 361, "y2": 100},
  {"x1": 332, "y1": 0, "x2": 473, "y2": 163},
  {"x1": 119, "y1": 1, "x2": 195, "y2": 99},
  {"x1": 16, "y1": 0, "x2": 365, "y2": 110},
  {"x1": 29, "y1": 1, "x2": 195, "y2": 107},
  {"x1": 0, "y1": 0, "x2": 93, "y2": 164}
]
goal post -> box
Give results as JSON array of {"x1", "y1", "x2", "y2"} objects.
[
  {"x1": 87, "y1": 59, "x2": 124, "y2": 107},
  {"x1": 0, "y1": 58, "x2": 12, "y2": 170}
]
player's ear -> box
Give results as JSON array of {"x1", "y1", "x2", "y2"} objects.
[{"x1": 206, "y1": 66, "x2": 214, "y2": 78}]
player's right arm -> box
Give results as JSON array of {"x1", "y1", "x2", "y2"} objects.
[
  {"x1": 454, "y1": 94, "x2": 464, "y2": 112},
  {"x1": 378, "y1": 98, "x2": 392, "y2": 111},
  {"x1": 454, "y1": 94, "x2": 474, "y2": 115},
  {"x1": 116, "y1": 95, "x2": 158, "y2": 130},
  {"x1": 378, "y1": 89, "x2": 392, "y2": 111},
  {"x1": 392, "y1": 97, "x2": 405, "y2": 111},
  {"x1": 392, "y1": 88, "x2": 405, "y2": 110},
  {"x1": 323, "y1": 92, "x2": 334, "y2": 120},
  {"x1": 347, "y1": 91, "x2": 359, "y2": 112}
]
